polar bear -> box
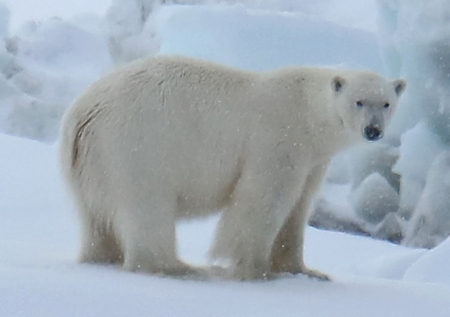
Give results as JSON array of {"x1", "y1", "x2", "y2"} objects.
[{"x1": 60, "y1": 55, "x2": 406, "y2": 280}]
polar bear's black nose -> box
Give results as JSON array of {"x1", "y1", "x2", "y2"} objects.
[{"x1": 364, "y1": 125, "x2": 382, "y2": 141}]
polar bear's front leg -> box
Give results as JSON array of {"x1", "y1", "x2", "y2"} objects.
[
  {"x1": 270, "y1": 163, "x2": 331, "y2": 281},
  {"x1": 210, "y1": 163, "x2": 304, "y2": 280}
]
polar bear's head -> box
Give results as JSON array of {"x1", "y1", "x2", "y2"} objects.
[{"x1": 331, "y1": 72, "x2": 406, "y2": 142}]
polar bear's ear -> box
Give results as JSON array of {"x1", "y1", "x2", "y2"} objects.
[
  {"x1": 393, "y1": 79, "x2": 407, "y2": 96},
  {"x1": 332, "y1": 76, "x2": 346, "y2": 93}
]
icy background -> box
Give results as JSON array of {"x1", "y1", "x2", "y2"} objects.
[{"x1": 1, "y1": 0, "x2": 450, "y2": 315}]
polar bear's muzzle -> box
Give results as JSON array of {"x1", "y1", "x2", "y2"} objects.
[{"x1": 363, "y1": 124, "x2": 382, "y2": 141}]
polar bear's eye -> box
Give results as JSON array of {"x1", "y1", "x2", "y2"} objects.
[
  {"x1": 384, "y1": 103, "x2": 390, "y2": 108},
  {"x1": 356, "y1": 101, "x2": 363, "y2": 108}
]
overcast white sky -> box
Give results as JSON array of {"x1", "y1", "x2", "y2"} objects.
[{"x1": 2, "y1": 0, "x2": 111, "y2": 31}]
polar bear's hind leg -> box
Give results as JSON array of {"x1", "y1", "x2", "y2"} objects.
[{"x1": 79, "y1": 213, "x2": 124, "y2": 265}]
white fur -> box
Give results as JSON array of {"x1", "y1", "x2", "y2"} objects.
[{"x1": 60, "y1": 55, "x2": 406, "y2": 280}]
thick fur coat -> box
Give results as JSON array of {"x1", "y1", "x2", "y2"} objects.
[{"x1": 60, "y1": 55, "x2": 406, "y2": 280}]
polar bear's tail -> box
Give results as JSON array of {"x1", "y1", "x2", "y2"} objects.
[
  {"x1": 60, "y1": 105, "x2": 79, "y2": 186},
  {"x1": 59, "y1": 102, "x2": 105, "y2": 198}
]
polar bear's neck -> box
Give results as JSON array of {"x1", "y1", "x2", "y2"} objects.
[{"x1": 253, "y1": 70, "x2": 356, "y2": 159}]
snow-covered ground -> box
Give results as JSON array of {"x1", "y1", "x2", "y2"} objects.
[
  {"x1": 2, "y1": 0, "x2": 450, "y2": 316},
  {"x1": 1, "y1": 132, "x2": 450, "y2": 316}
]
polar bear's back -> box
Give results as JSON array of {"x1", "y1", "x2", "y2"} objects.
[{"x1": 61, "y1": 57, "x2": 264, "y2": 215}]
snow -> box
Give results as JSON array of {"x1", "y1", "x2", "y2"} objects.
[
  {"x1": 350, "y1": 172, "x2": 399, "y2": 224},
  {"x1": 404, "y1": 151, "x2": 450, "y2": 248},
  {"x1": 0, "y1": 2, "x2": 9, "y2": 37},
  {"x1": 156, "y1": 4, "x2": 383, "y2": 71},
  {"x1": 1, "y1": 0, "x2": 111, "y2": 32},
  {"x1": 375, "y1": 0, "x2": 450, "y2": 247},
  {"x1": 404, "y1": 236, "x2": 450, "y2": 284},
  {"x1": 0, "y1": 13, "x2": 111, "y2": 141},
  {"x1": 2, "y1": 0, "x2": 450, "y2": 315},
  {"x1": 106, "y1": 0, "x2": 161, "y2": 64}
]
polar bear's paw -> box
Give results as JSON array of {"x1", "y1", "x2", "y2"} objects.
[
  {"x1": 123, "y1": 258, "x2": 209, "y2": 279},
  {"x1": 298, "y1": 266, "x2": 331, "y2": 281},
  {"x1": 272, "y1": 262, "x2": 331, "y2": 281}
]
